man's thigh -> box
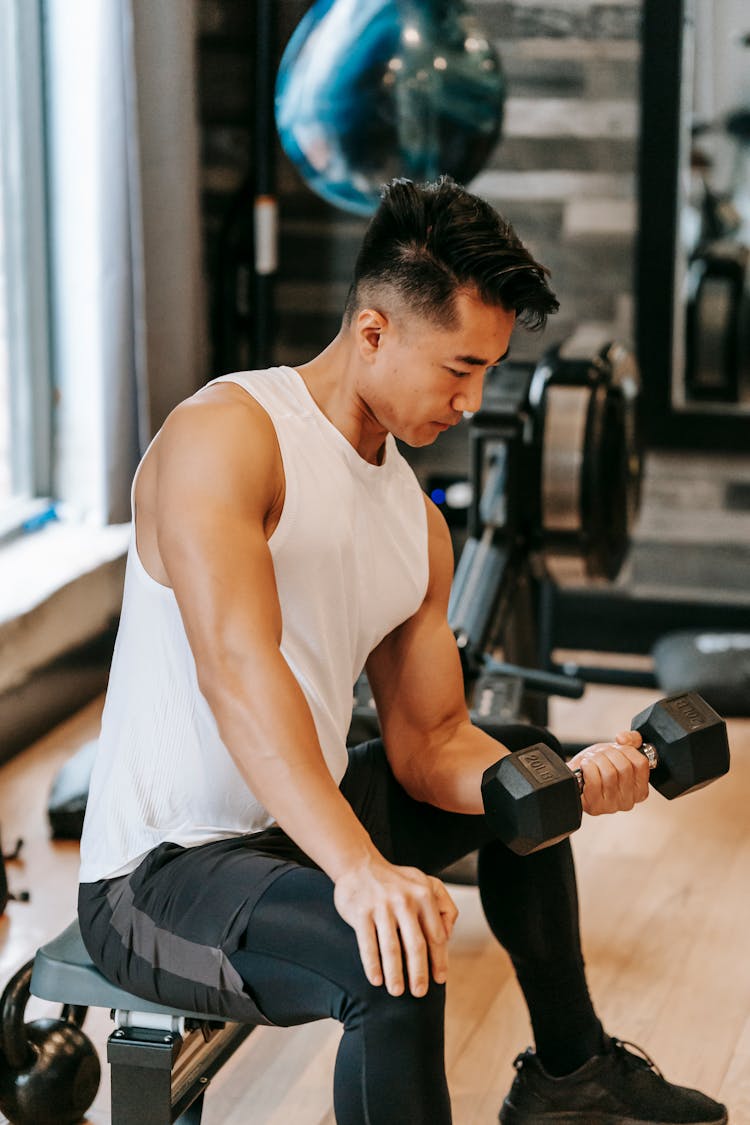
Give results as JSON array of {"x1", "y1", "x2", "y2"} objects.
[
  {"x1": 230, "y1": 865, "x2": 381, "y2": 1027},
  {"x1": 78, "y1": 835, "x2": 316, "y2": 1024}
]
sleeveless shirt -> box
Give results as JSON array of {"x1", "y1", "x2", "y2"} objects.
[{"x1": 78, "y1": 366, "x2": 429, "y2": 882}]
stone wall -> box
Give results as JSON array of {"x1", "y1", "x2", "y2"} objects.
[{"x1": 198, "y1": 0, "x2": 641, "y2": 373}]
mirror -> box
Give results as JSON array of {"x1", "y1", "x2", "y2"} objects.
[
  {"x1": 637, "y1": 0, "x2": 750, "y2": 449},
  {"x1": 678, "y1": 1, "x2": 750, "y2": 410}
]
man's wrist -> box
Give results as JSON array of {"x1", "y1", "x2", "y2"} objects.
[{"x1": 327, "y1": 841, "x2": 383, "y2": 884}]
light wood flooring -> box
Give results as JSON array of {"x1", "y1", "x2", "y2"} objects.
[{"x1": 1, "y1": 686, "x2": 749, "y2": 1124}]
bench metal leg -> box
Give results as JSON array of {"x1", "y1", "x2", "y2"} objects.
[
  {"x1": 108, "y1": 1030, "x2": 182, "y2": 1125},
  {"x1": 174, "y1": 1090, "x2": 205, "y2": 1124},
  {"x1": 108, "y1": 1020, "x2": 255, "y2": 1124}
]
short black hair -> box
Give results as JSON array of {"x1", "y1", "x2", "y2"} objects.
[{"x1": 344, "y1": 177, "x2": 559, "y2": 330}]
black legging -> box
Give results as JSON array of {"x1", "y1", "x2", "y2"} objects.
[{"x1": 229, "y1": 727, "x2": 603, "y2": 1125}]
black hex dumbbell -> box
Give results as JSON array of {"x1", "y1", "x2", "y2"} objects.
[{"x1": 481, "y1": 691, "x2": 730, "y2": 856}]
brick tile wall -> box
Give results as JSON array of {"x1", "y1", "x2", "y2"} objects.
[{"x1": 198, "y1": 0, "x2": 641, "y2": 373}]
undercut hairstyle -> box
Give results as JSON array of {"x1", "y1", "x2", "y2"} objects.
[{"x1": 343, "y1": 177, "x2": 559, "y2": 330}]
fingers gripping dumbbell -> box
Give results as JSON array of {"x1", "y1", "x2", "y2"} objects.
[{"x1": 481, "y1": 692, "x2": 730, "y2": 856}]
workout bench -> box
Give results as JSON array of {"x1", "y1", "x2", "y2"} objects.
[{"x1": 30, "y1": 920, "x2": 257, "y2": 1125}]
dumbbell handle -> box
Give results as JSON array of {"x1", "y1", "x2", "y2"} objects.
[{"x1": 572, "y1": 742, "x2": 658, "y2": 793}]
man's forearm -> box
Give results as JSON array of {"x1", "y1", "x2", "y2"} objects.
[
  {"x1": 398, "y1": 719, "x2": 511, "y2": 815},
  {"x1": 203, "y1": 651, "x2": 380, "y2": 881}
]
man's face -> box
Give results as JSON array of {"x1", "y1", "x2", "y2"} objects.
[{"x1": 359, "y1": 289, "x2": 516, "y2": 447}]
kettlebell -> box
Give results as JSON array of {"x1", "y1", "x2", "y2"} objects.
[{"x1": 0, "y1": 960, "x2": 100, "y2": 1125}]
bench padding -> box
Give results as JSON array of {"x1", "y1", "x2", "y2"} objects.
[{"x1": 31, "y1": 919, "x2": 217, "y2": 1020}]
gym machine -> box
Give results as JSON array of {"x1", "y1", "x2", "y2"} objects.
[
  {"x1": 449, "y1": 334, "x2": 641, "y2": 720},
  {"x1": 350, "y1": 333, "x2": 643, "y2": 737}
]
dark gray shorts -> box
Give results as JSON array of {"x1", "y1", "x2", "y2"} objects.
[
  {"x1": 78, "y1": 726, "x2": 552, "y2": 1024},
  {"x1": 78, "y1": 826, "x2": 314, "y2": 1023},
  {"x1": 78, "y1": 737, "x2": 397, "y2": 1024}
]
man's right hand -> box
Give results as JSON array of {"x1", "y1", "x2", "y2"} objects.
[{"x1": 333, "y1": 858, "x2": 458, "y2": 998}]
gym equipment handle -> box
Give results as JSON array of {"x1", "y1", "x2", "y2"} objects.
[
  {"x1": 572, "y1": 742, "x2": 658, "y2": 792},
  {"x1": 483, "y1": 657, "x2": 585, "y2": 699}
]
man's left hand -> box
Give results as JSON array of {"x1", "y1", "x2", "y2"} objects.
[{"x1": 567, "y1": 730, "x2": 651, "y2": 816}]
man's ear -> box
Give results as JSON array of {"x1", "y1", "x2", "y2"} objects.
[{"x1": 356, "y1": 307, "x2": 389, "y2": 361}]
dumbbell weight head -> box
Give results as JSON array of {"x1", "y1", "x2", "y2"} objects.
[
  {"x1": 482, "y1": 743, "x2": 582, "y2": 857},
  {"x1": 482, "y1": 692, "x2": 730, "y2": 857},
  {"x1": 0, "y1": 959, "x2": 100, "y2": 1125},
  {"x1": 631, "y1": 691, "x2": 730, "y2": 800}
]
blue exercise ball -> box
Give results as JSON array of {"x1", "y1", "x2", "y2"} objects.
[{"x1": 275, "y1": 0, "x2": 505, "y2": 216}]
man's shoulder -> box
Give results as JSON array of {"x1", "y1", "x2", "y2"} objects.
[
  {"x1": 184, "y1": 379, "x2": 277, "y2": 422},
  {"x1": 162, "y1": 381, "x2": 280, "y2": 455},
  {"x1": 150, "y1": 382, "x2": 284, "y2": 507}
]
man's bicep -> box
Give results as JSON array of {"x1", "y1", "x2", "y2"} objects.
[
  {"x1": 366, "y1": 498, "x2": 470, "y2": 755},
  {"x1": 367, "y1": 607, "x2": 468, "y2": 743}
]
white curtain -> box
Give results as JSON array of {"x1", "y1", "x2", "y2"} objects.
[{"x1": 46, "y1": 0, "x2": 206, "y2": 525}]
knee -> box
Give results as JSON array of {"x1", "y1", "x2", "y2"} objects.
[
  {"x1": 320, "y1": 920, "x2": 446, "y2": 1034},
  {"x1": 343, "y1": 973, "x2": 446, "y2": 1037},
  {"x1": 325, "y1": 918, "x2": 447, "y2": 1027}
]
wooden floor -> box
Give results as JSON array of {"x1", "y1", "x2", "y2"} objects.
[{"x1": 1, "y1": 686, "x2": 749, "y2": 1124}]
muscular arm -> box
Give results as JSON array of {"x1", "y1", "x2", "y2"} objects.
[
  {"x1": 367, "y1": 497, "x2": 650, "y2": 818},
  {"x1": 152, "y1": 389, "x2": 457, "y2": 995},
  {"x1": 155, "y1": 389, "x2": 376, "y2": 880},
  {"x1": 366, "y1": 497, "x2": 509, "y2": 813}
]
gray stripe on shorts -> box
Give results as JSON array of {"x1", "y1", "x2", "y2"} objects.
[{"x1": 105, "y1": 876, "x2": 248, "y2": 999}]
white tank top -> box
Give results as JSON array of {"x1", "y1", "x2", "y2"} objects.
[{"x1": 79, "y1": 366, "x2": 429, "y2": 882}]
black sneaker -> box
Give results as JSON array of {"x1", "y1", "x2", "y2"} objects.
[{"x1": 499, "y1": 1037, "x2": 728, "y2": 1124}]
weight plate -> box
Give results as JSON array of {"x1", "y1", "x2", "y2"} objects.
[
  {"x1": 531, "y1": 342, "x2": 642, "y2": 583},
  {"x1": 541, "y1": 385, "x2": 589, "y2": 534}
]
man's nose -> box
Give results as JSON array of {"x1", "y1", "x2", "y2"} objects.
[{"x1": 452, "y1": 373, "x2": 484, "y2": 415}]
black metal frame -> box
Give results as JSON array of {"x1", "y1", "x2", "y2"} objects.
[
  {"x1": 252, "y1": 0, "x2": 276, "y2": 369},
  {"x1": 211, "y1": 0, "x2": 277, "y2": 376},
  {"x1": 449, "y1": 404, "x2": 557, "y2": 724},
  {"x1": 636, "y1": 0, "x2": 750, "y2": 450},
  {"x1": 107, "y1": 1020, "x2": 255, "y2": 1125}
]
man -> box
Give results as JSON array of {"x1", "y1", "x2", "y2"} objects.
[{"x1": 78, "y1": 178, "x2": 726, "y2": 1125}]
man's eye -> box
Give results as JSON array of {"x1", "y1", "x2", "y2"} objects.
[{"x1": 447, "y1": 367, "x2": 470, "y2": 378}]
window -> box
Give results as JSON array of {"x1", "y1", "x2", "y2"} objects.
[{"x1": 0, "y1": 0, "x2": 52, "y2": 527}]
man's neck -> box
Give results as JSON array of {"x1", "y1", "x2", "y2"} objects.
[{"x1": 293, "y1": 335, "x2": 387, "y2": 466}]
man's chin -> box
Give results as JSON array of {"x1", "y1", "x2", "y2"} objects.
[
  {"x1": 399, "y1": 433, "x2": 440, "y2": 448},
  {"x1": 396, "y1": 424, "x2": 444, "y2": 448}
]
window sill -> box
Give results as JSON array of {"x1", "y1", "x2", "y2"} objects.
[{"x1": 0, "y1": 521, "x2": 130, "y2": 694}]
